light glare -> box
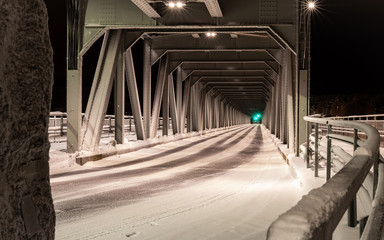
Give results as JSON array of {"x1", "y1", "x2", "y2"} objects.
[
  {"x1": 206, "y1": 32, "x2": 217, "y2": 37},
  {"x1": 176, "y1": 2, "x2": 183, "y2": 8},
  {"x1": 167, "y1": 1, "x2": 185, "y2": 9},
  {"x1": 308, "y1": 1, "x2": 315, "y2": 9}
]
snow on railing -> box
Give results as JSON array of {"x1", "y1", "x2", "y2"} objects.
[
  {"x1": 267, "y1": 116, "x2": 382, "y2": 240},
  {"x1": 48, "y1": 112, "x2": 174, "y2": 142},
  {"x1": 322, "y1": 114, "x2": 384, "y2": 147}
]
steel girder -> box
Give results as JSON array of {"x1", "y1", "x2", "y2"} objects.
[{"x1": 67, "y1": 0, "x2": 307, "y2": 156}]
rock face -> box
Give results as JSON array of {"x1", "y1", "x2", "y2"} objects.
[{"x1": 0, "y1": 1, "x2": 55, "y2": 239}]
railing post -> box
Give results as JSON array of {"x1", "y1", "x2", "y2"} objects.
[
  {"x1": 109, "y1": 116, "x2": 112, "y2": 133},
  {"x1": 306, "y1": 121, "x2": 310, "y2": 168},
  {"x1": 373, "y1": 152, "x2": 379, "y2": 198},
  {"x1": 353, "y1": 128, "x2": 358, "y2": 150},
  {"x1": 348, "y1": 128, "x2": 358, "y2": 227},
  {"x1": 314, "y1": 123, "x2": 319, "y2": 177},
  {"x1": 129, "y1": 117, "x2": 132, "y2": 133},
  {"x1": 326, "y1": 124, "x2": 332, "y2": 181},
  {"x1": 60, "y1": 114, "x2": 64, "y2": 136}
]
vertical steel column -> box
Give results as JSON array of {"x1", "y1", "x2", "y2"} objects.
[
  {"x1": 197, "y1": 85, "x2": 203, "y2": 131},
  {"x1": 114, "y1": 43, "x2": 124, "y2": 144},
  {"x1": 187, "y1": 84, "x2": 194, "y2": 132},
  {"x1": 280, "y1": 64, "x2": 287, "y2": 143},
  {"x1": 205, "y1": 91, "x2": 211, "y2": 129},
  {"x1": 219, "y1": 100, "x2": 223, "y2": 127},
  {"x1": 306, "y1": 121, "x2": 310, "y2": 168},
  {"x1": 210, "y1": 95, "x2": 214, "y2": 128},
  {"x1": 212, "y1": 96, "x2": 215, "y2": 128},
  {"x1": 270, "y1": 85, "x2": 276, "y2": 134},
  {"x1": 225, "y1": 104, "x2": 229, "y2": 127},
  {"x1": 314, "y1": 123, "x2": 319, "y2": 177},
  {"x1": 150, "y1": 56, "x2": 168, "y2": 138},
  {"x1": 143, "y1": 38, "x2": 152, "y2": 139},
  {"x1": 181, "y1": 78, "x2": 191, "y2": 133},
  {"x1": 274, "y1": 74, "x2": 281, "y2": 137},
  {"x1": 286, "y1": 50, "x2": 295, "y2": 153},
  {"x1": 66, "y1": 0, "x2": 83, "y2": 153},
  {"x1": 297, "y1": 70, "x2": 309, "y2": 154},
  {"x1": 176, "y1": 67, "x2": 183, "y2": 133},
  {"x1": 326, "y1": 124, "x2": 332, "y2": 181},
  {"x1": 125, "y1": 49, "x2": 145, "y2": 140},
  {"x1": 217, "y1": 99, "x2": 220, "y2": 128},
  {"x1": 200, "y1": 86, "x2": 206, "y2": 131},
  {"x1": 169, "y1": 75, "x2": 178, "y2": 134},
  {"x1": 66, "y1": 70, "x2": 81, "y2": 152},
  {"x1": 191, "y1": 86, "x2": 199, "y2": 131},
  {"x1": 263, "y1": 101, "x2": 269, "y2": 128},
  {"x1": 162, "y1": 74, "x2": 170, "y2": 136},
  {"x1": 81, "y1": 30, "x2": 122, "y2": 150}
]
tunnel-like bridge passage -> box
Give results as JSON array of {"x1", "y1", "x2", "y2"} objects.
[
  {"x1": 67, "y1": 0, "x2": 311, "y2": 155},
  {"x1": 52, "y1": 125, "x2": 302, "y2": 239}
]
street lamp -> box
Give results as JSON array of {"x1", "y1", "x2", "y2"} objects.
[
  {"x1": 308, "y1": 1, "x2": 316, "y2": 10},
  {"x1": 206, "y1": 32, "x2": 217, "y2": 37},
  {"x1": 166, "y1": 1, "x2": 186, "y2": 9}
]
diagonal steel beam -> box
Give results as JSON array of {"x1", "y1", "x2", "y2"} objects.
[
  {"x1": 150, "y1": 55, "x2": 168, "y2": 138},
  {"x1": 81, "y1": 30, "x2": 122, "y2": 150},
  {"x1": 125, "y1": 48, "x2": 145, "y2": 140},
  {"x1": 130, "y1": 0, "x2": 161, "y2": 18},
  {"x1": 203, "y1": 0, "x2": 223, "y2": 17}
]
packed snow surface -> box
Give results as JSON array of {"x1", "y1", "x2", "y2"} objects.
[{"x1": 51, "y1": 125, "x2": 304, "y2": 239}]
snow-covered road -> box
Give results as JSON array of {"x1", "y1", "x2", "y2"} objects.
[{"x1": 52, "y1": 124, "x2": 303, "y2": 239}]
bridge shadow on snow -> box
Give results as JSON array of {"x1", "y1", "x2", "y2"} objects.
[
  {"x1": 50, "y1": 126, "x2": 247, "y2": 179},
  {"x1": 55, "y1": 125, "x2": 281, "y2": 221}
]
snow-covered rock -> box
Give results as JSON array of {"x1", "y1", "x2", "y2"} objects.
[{"x1": 0, "y1": 1, "x2": 55, "y2": 239}]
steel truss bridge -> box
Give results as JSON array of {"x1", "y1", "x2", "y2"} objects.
[{"x1": 65, "y1": 0, "x2": 383, "y2": 239}]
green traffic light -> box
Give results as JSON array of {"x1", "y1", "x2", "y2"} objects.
[{"x1": 252, "y1": 113, "x2": 262, "y2": 123}]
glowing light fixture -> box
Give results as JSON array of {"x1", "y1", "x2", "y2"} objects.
[
  {"x1": 253, "y1": 113, "x2": 262, "y2": 122},
  {"x1": 206, "y1": 32, "x2": 217, "y2": 37},
  {"x1": 176, "y1": 1, "x2": 183, "y2": 8},
  {"x1": 307, "y1": 1, "x2": 316, "y2": 10},
  {"x1": 167, "y1": 1, "x2": 185, "y2": 8}
]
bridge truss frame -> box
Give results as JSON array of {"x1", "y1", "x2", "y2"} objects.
[{"x1": 66, "y1": 0, "x2": 312, "y2": 153}]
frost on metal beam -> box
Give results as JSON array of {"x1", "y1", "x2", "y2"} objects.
[
  {"x1": 131, "y1": 0, "x2": 161, "y2": 18},
  {"x1": 203, "y1": 0, "x2": 223, "y2": 17}
]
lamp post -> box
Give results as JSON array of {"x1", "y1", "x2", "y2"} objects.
[
  {"x1": 297, "y1": 0, "x2": 317, "y2": 154},
  {"x1": 302, "y1": 0, "x2": 316, "y2": 69}
]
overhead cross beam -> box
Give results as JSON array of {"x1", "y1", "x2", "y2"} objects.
[
  {"x1": 130, "y1": 0, "x2": 161, "y2": 18},
  {"x1": 203, "y1": 0, "x2": 223, "y2": 17}
]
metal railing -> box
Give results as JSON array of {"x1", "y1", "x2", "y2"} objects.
[
  {"x1": 327, "y1": 114, "x2": 384, "y2": 147},
  {"x1": 48, "y1": 112, "x2": 176, "y2": 143},
  {"x1": 267, "y1": 116, "x2": 382, "y2": 239}
]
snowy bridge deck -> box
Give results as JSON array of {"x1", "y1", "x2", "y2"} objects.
[{"x1": 51, "y1": 125, "x2": 303, "y2": 239}]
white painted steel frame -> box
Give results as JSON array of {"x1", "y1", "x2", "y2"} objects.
[{"x1": 81, "y1": 30, "x2": 122, "y2": 150}]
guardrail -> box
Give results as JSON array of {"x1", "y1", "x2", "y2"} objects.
[
  {"x1": 48, "y1": 112, "x2": 174, "y2": 143},
  {"x1": 325, "y1": 114, "x2": 384, "y2": 147},
  {"x1": 267, "y1": 116, "x2": 382, "y2": 239}
]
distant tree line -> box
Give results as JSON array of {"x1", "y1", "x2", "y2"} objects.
[{"x1": 311, "y1": 94, "x2": 384, "y2": 117}]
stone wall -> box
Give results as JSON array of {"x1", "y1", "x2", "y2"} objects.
[{"x1": 0, "y1": 0, "x2": 55, "y2": 239}]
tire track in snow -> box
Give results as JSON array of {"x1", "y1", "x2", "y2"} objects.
[
  {"x1": 55, "y1": 125, "x2": 300, "y2": 240},
  {"x1": 54, "y1": 125, "x2": 266, "y2": 223},
  {"x1": 50, "y1": 126, "x2": 247, "y2": 180}
]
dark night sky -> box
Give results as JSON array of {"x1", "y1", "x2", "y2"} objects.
[
  {"x1": 44, "y1": 0, "x2": 384, "y2": 111},
  {"x1": 310, "y1": 0, "x2": 384, "y2": 95}
]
